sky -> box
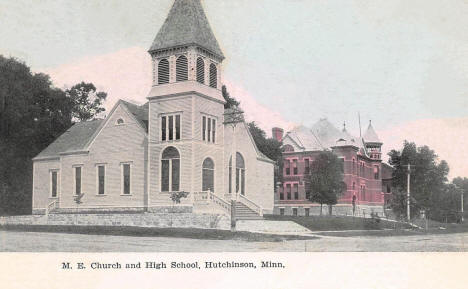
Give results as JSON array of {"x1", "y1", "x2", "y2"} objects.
[{"x1": 0, "y1": 0, "x2": 467, "y2": 178}]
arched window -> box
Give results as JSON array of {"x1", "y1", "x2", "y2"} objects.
[
  {"x1": 229, "y1": 152, "x2": 245, "y2": 195},
  {"x1": 196, "y1": 57, "x2": 205, "y2": 84},
  {"x1": 158, "y1": 59, "x2": 170, "y2": 84},
  {"x1": 209, "y1": 63, "x2": 217, "y2": 88},
  {"x1": 202, "y1": 158, "x2": 214, "y2": 192},
  {"x1": 176, "y1": 55, "x2": 188, "y2": 82},
  {"x1": 161, "y1": 146, "x2": 180, "y2": 192}
]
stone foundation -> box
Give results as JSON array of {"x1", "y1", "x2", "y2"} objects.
[
  {"x1": 32, "y1": 206, "x2": 193, "y2": 215},
  {"x1": 273, "y1": 204, "x2": 385, "y2": 217},
  {"x1": 0, "y1": 212, "x2": 230, "y2": 230}
]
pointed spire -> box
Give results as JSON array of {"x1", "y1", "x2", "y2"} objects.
[
  {"x1": 149, "y1": 0, "x2": 224, "y2": 59},
  {"x1": 363, "y1": 120, "x2": 382, "y2": 143}
]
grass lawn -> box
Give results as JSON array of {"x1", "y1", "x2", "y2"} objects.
[
  {"x1": 264, "y1": 214, "x2": 412, "y2": 232},
  {"x1": 0, "y1": 224, "x2": 317, "y2": 242}
]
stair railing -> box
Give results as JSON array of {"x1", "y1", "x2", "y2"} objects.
[
  {"x1": 46, "y1": 199, "x2": 58, "y2": 215},
  {"x1": 238, "y1": 194, "x2": 263, "y2": 216},
  {"x1": 208, "y1": 191, "x2": 231, "y2": 215}
]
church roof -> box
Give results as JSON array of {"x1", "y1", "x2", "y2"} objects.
[
  {"x1": 34, "y1": 119, "x2": 103, "y2": 160},
  {"x1": 149, "y1": 0, "x2": 224, "y2": 59},
  {"x1": 363, "y1": 121, "x2": 382, "y2": 143},
  {"x1": 33, "y1": 101, "x2": 149, "y2": 160}
]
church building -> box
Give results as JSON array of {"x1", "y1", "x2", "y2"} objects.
[{"x1": 32, "y1": 0, "x2": 275, "y2": 217}]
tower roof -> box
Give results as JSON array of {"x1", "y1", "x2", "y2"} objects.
[
  {"x1": 149, "y1": 0, "x2": 224, "y2": 59},
  {"x1": 363, "y1": 121, "x2": 382, "y2": 143}
]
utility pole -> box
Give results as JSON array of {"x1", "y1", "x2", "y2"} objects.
[
  {"x1": 461, "y1": 192, "x2": 464, "y2": 223},
  {"x1": 407, "y1": 164, "x2": 411, "y2": 222}
]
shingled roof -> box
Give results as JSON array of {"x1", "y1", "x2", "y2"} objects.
[
  {"x1": 363, "y1": 121, "x2": 382, "y2": 143},
  {"x1": 33, "y1": 119, "x2": 103, "y2": 160},
  {"x1": 149, "y1": 0, "x2": 224, "y2": 59},
  {"x1": 33, "y1": 101, "x2": 150, "y2": 160}
]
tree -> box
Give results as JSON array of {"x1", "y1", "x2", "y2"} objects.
[
  {"x1": 247, "y1": 122, "x2": 283, "y2": 183},
  {"x1": 66, "y1": 82, "x2": 107, "y2": 121},
  {"x1": 222, "y1": 85, "x2": 240, "y2": 109},
  {"x1": 0, "y1": 55, "x2": 108, "y2": 215},
  {"x1": 305, "y1": 151, "x2": 345, "y2": 215},
  {"x1": 388, "y1": 141, "x2": 450, "y2": 220},
  {"x1": 0, "y1": 56, "x2": 72, "y2": 215}
]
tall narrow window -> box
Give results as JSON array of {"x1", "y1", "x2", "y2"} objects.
[
  {"x1": 158, "y1": 59, "x2": 169, "y2": 84},
  {"x1": 196, "y1": 57, "x2": 205, "y2": 84},
  {"x1": 212, "y1": 119, "x2": 216, "y2": 143},
  {"x1": 285, "y1": 160, "x2": 290, "y2": 175},
  {"x1": 161, "y1": 147, "x2": 180, "y2": 192},
  {"x1": 98, "y1": 165, "x2": 105, "y2": 195},
  {"x1": 176, "y1": 55, "x2": 188, "y2": 82},
  {"x1": 209, "y1": 63, "x2": 217, "y2": 88},
  {"x1": 74, "y1": 167, "x2": 81, "y2": 196},
  {"x1": 122, "y1": 164, "x2": 131, "y2": 195},
  {"x1": 280, "y1": 190, "x2": 284, "y2": 200},
  {"x1": 294, "y1": 183, "x2": 299, "y2": 200},
  {"x1": 168, "y1": 116, "x2": 174, "y2": 141},
  {"x1": 202, "y1": 158, "x2": 215, "y2": 192},
  {"x1": 304, "y1": 159, "x2": 310, "y2": 174},
  {"x1": 207, "y1": 118, "x2": 211, "y2": 142},
  {"x1": 202, "y1": 116, "x2": 206, "y2": 141},
  {"x1": 305, "y1": 208, "x2": 310, "y2": 216},
  {"x1": 352, "y1": 158, "x2": 356, "y2": 175},
  {"x1": 51, "y1": 171, "x2": 58, "y2": 198},
  {"x1": 161, "y1": 116, "x2": 167, "y2": 141},
  {"x1": 340, "y1": 158, "x2": 345, "y2": 173},
  {"x1": 293, "y1": 208, "x2": 298, "y2": 216},
  {"x1": 374, "y1": 165, "x2": 380, "y2": 180},
  {"x1": 175, "y1": 115, "x2": 181, "y2": 140},
  {"x1": 286, "y1": 184, "x2": 291, "y2": 200},
  {"x1": 293, "y1": 159, "x2": 298, "y2": 175}
]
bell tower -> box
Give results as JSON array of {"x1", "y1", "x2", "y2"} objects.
[
  {"x1": 146, "y1": 0, "x2": 227, "y2": 207},
  {"x1": 363, "y1": 120, "x2": 382, "y2": 160}
]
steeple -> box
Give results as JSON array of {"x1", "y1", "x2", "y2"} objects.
[
  {"x1": 149, "y1": 0, "x2": 224, "y2": 59},
  {"x1": 363, "y1": 120, "x2": 381, "y2": 144},
  {"x1": 363, "y1": 120, "x2": 382, "y2": 160}
]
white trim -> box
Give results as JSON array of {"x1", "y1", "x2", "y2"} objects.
[
  {"x1": 120, "y1": 162, "x2": 132, "y2": 196},
  {"x1": 73, "y1": 165, "x2": 83, "y2": 196},
  {"x1": 159, "y1": 146, "x2": 181, "y2": 192},
  {"x1": 96, "y1": 164, "x2": 107, "y2": 196},
  {"x1": 160, "y1": 113, "x2": 182, "y2": 142}
]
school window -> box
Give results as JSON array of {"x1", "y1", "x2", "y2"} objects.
[
  {"x1": 340, "y1": 158, "x2": 345, "y2": 173},
  {"x1": 97, "y1": 165, "x2": 105, "y2": 195},
  {"x1": 279, "y1": 190, "x2": 284, "y2": 200},
  {"x1": 161, "y1": 114, "x2": 181, "y2": 141},
  {"x1": 285, "y1": 160, "x2": 290, "y2": 175},
  {"x1": 286, "y1": 184, "x2": 292, "y2": 200},
  {"x1": 293, "y1": 208, "x2": 298, "y2": 216},
  {"x1": 304, "y1": 159, "x2": 310, "y2": 174},
  {"x1": 74, "y1": 166, "x2": 82, "y2": 196},
  {"x1": 293, "y1": 159, "x2": 298, "y2": 175},
  {"x1": 280, "y1": 208, "x2": 285, "y2": 216},
  {"x1": 294, "y1": 183, "x2": 299, "y2": 200},
  {"x1": 50, "y1": 170, "x2": 58, "y2": 198},
  {"x1": 374, "y1": 165, "x2": 380, "y2": 180},
  {"x1": 161, "y1": 147, "x2": 180, "y2": 192},
  {"x1": 305, "y1": 208, "x2": 310, "y2": 216},
  {"x1": 122, "y1": 163, "x2": 131, "y2": 195},
  {"x1": 202, "y1": 116, "x2": 216, "y2": 143},
  {"x1": 352, "y1": 158, "x2": 356, "y2": 175}
]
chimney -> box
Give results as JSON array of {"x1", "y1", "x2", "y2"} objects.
[{"x1": 272, "y1": 127, "x2": 284, "y2": 142}]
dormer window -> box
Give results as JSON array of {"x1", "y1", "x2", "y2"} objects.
[
  {"x1": 116, "y1": 118, "x2": 124, "y2": 125},
  {"x1": 176, "y1": 55, "x2": 188, "y2": 82}
]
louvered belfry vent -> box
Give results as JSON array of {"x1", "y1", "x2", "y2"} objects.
[
  {"x1": 158, "y1": 59, "x2": 170, "y2": 84},
  {"x1": 196, "y1": 57, "x2": 205, "y2": 84},
  {"x1": 209, "y1": 63, "x2": 217, "y2": 88},
  {"x1": 176, "y1": 55, "x2": 188, "y2": 82}
]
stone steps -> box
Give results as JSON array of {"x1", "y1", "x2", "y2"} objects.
[{"x1": 235, "y1": 202, "x2": 263, "y2": 220}]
